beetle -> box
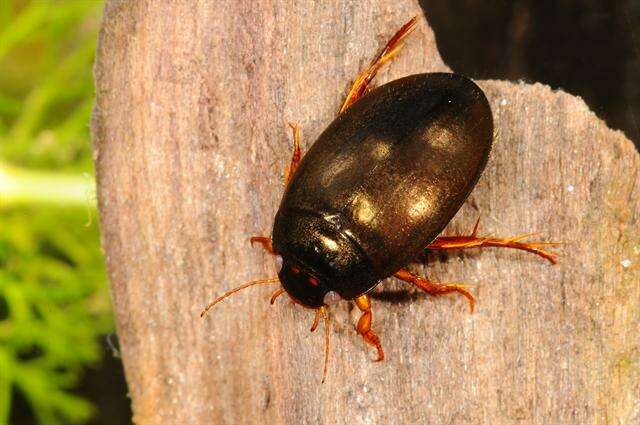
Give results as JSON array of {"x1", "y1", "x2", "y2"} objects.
[{"x1": 201, "y1": 16, "x2": 557, "y2": 382}]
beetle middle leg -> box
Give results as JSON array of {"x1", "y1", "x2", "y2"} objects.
[
  {"x1": 338, "y1": 16, "x2": 418, "y2": 114},
  {"x1": 427, "y1": 218, "x2": 559, "y2": 264},
  {"x1": 249, "y1": 123, "x2": 302, "y2": 256},
  {"x1": 284, "y1": 122, "x2": 302, "y2": 185},
  {"x1": 394, "y1": 268, "x2": 475, "y2": 312},
  {"x1": 354, "y1": 295, "x2": 385, "y2": 361}
]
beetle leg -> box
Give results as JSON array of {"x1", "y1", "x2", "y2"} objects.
[
  {"x1": 284, "y1": 122, "x2": 302, "y2": 185},
  {"x1": 339, "y1": 16, "x2": 418, "y2": 114},
  {"x1": 320, "y1": 307, "x2": 330, "y2": 383},
  {"x1": 427, "y1": 218, "x2": 560, "y2": 264},
  {"x1": 250, "y1": 236, "x2": 275, "y2": 254},
  {"x1": 310, "y1": 308, "x2": 322, "y2": 332},
  {"x1": 394, "y1": 268, "x2": 475, "y2": 313},
  {"x1": 354, "y1": 295, "x2": 385, "y2": 361}
]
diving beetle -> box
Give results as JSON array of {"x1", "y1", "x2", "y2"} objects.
[{"x1": 201, "y1": 16, "x2": 557, "y2": 382}]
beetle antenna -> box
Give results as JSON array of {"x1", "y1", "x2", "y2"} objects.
[
  {"x1": 200, "y1": 277, "x2": 280, "y2": 317},
  {"x1": 320, "y1": 306, "x2": 330, "y2": 383},
  {"x1": 270, "y1": 287, "x2": 286, "y2": 305},
  {"x1": 310, "y1": 308, "x2": 321, "y2": 332}
]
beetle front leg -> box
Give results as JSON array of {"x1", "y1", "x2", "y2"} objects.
[
  {"x1": 338, "y1": 16, "x2": 418, "y2": 114},
  {"x1": 427, "y1": 218, "x2": 559, "y2": 264},
  {"x1": 250, "y1": 236, "x2": 275, "y2": 254},
  {"x1": 354, "y1": 295, "x2": 385, "y2": 361},
  {"x1": 394, "y1": 268, "x2": 475, "y2": 313}
]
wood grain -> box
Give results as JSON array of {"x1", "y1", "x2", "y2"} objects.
[{"x1": 92, "y1": 1, "x2": 640, "y2": 423}]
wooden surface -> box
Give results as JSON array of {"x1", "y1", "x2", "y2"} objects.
[{"x1": 91, "y1": 1, "x2": 640, "y2": 424}]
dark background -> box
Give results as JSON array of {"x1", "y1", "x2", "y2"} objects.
[{"x1": 421, "y1": 0, "x2": 640, "y2": 151}]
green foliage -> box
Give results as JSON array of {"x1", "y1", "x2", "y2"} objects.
[
  {"x1": 0, "y1": 208, "x2": 111, "y2": 424},
  {"x1": 0, "y1": 0, "x2": 99, "y2": 172},
  {"x1": 0, "y1": 1, "x2": 112, "y2": 424}
]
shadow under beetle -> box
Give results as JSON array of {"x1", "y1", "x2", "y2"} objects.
[{"x1": 201, "y1": 16, "x2": 558, "y2": 382}]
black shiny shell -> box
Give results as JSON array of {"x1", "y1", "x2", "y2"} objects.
[{"x1": 272, "y1": 73, "x2": 493, "y2": 304}]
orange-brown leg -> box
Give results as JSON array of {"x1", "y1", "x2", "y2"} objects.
[
  {"x1": 354, "y1": 295, "x2": 384, "y2": 361},
  {"x1": 252, "y1": 125, "x2": 300, "y2": 253},
  {"x1": 310, "y1": 308, "x2": 322, "y2": 332},
  {"x1": 284, "y1": 122, "x2": 302, "y2": 185},
  {"x1": 269, "y1": 287, "x2": 285, "y2": 305},
  {"x1": 339, "y1": 16, "x2": 418, "y2": 114},
  {"x1": 427, "y1": 218, "x2": 559, "y2": 264},
  {"x1": 394, "y1": 268, "x2": 475, "y2": 313},
  {"x1": 251, "y1": 125, "x2": 301, "y2": 255}
]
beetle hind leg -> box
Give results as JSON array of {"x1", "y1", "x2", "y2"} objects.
[
  {"x1": 427, "y1": 218, "x2": 560, "y2": 264},
  {"x1": 354, "y1": 295, "x2": 385, "y2": 361},
  {"x1": 339, "y1": 16, "x2": 418, "y2": 114},
  {"x1": 394, "y1": 268, "x2": 475, "y2": 312}
]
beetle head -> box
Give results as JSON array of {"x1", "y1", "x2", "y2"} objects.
[
  {"x1": 276, "y1": 258, "x2": 333, "y2": 308},
  {"x1": 272, "y1": 210, "x2": 378, "y2": 308}
]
